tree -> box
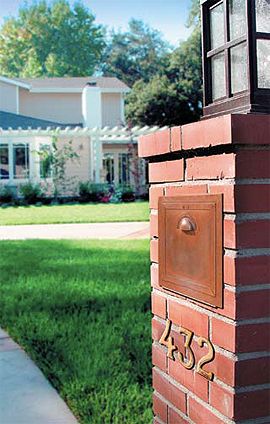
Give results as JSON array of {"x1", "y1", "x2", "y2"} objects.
[
  {"x1": 125, "y1": 0, "x2": 202, "y2": 126},
  {"x1": 187, "y1": 0, "x2": 201, "y2": 30},
  {"x1": 126, "y1": 75, "x2": 194, "y2": 126},
  {"x1": 101, "y1": 19, "x2": 170, "y2": 87},
  {"x1": 0, "y1": 0, "x2": 105, "y2": 77},
  {"x1": 167, "y1": 28, "x2": 202, "y2": 121}
]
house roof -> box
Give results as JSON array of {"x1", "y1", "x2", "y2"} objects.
[
  {"x1": 0, "y1": 111, "x2": 81, "y2": 130},
  {"x1": 1, "y1": 76, "x2": 130, "y2": 93}
]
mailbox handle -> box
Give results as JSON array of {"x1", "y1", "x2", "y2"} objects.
[{"x1": 179, "y1": 217, "x2": 195, "y2": 232}]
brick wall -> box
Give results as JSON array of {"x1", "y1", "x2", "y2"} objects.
[{"x1": 139, "y1": 114, "x2": 270, "y2": 424}]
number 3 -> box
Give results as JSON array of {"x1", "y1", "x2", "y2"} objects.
[{"x1": 178, "y1": 327, "x2": 195, "y2": 370}]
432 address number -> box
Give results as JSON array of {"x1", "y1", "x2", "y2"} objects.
[{"x1": 159, "y1": 319, "x2": 215, "y2": 381}]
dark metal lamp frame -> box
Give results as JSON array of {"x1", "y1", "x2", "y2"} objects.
[{"x1": 201, "y1": 0, "x2": 270, "y2": 118}]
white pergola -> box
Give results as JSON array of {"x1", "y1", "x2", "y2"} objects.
[{"x1": 0, "y1": 125, "x2": 167, "y2": 184}]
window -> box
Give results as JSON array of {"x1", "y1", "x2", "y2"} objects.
[
  {"x1": 118, "y1": 153, "x2": 131, "y2": 185},
  {"x1": 257, "y1": 39, "x2": 270, "y2": 88},
  {"x1": 256, "y1": 0, "x2": 270, "y2": 89},
  {"x1": 13, "y1": 144, "x2": 29, "y2": 179},
  {"x1": 207, "y1": 0, "x2": 248, "y2": 102},
  {"x1": 229, "y1": 0, "x2": 246, "y2": 40},
  {"x1": 256, "y1": 0, "x2": 270, "y2": 33},
  {"x1": 211, "y1": 52, "x2": 226, "y2": 100},
  {"x1": 0, "y1": 144, "x2": 9, "y2": 180},
  {"x1": 210, "y1": 1, "x2": 225, "y2": 49},
  {"x1": 102, "y1": 152, "x2": 132, "y2": 185},
  {"x1": 230, "y1": 43, "x2": 248, "y2": 94},
  {"x1": 103, "y1": 153, "x2": 114, "y2": 184}
]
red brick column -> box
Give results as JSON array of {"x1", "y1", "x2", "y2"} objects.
[{"x1": 139, "y1": 114, "x2": 270, "y2": 424}]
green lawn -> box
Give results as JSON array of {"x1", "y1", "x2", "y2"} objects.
[
  {"x1": 0, "y1": 201, "x2": 149, "y2": 225},
  {"x1": 0, "y1": 240, "x2": 152, "y2": 424}
]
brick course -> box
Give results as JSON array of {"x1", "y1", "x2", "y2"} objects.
[
  {"x1": 149, "y1": 160, "x2": 184, "y2": 183},
  {"x1": 186, "y1": 153, "x2": 236, "y2": 180}
]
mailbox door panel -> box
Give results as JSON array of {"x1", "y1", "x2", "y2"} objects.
[{"x1": 159, "y1": 195, "x2": 222, "y2": 307}]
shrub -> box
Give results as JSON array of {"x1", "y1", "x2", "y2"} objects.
[
  {"x1": 121, "y1": 185, "x2": 135, "y2": 202},
  {"x1": 109, "y1": 185, "x2": 123, "y2": 203},
  {"x1": 78, "y1": 181, "x2": 91, "y2": 203},
  {"x1": 95, "y1": 184, "x2": 111, "y2": 202},
  {"x1": 0, "y1": 186, "x2": 16, "y2": 204},
  {"x1": 78, "y1": 182, "x2": 111, "y2": 203},
  {"x1": 20, "y1": 182, "x2": 43, "y2": 205}
]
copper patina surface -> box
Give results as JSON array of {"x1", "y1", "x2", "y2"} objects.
[{"x1": 159, "y1": 194, "x2": 223, "y2": 307}]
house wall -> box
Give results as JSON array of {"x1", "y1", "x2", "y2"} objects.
[
  {"x1": 0, "y1": 134, "x2": 90, "y2": 196},
  {"x1": 57, "y1": 135, "x2": 91, "y2": 194},
  {"x1": 19, "y1": 89, "x2": 83, "y2": 124},
  {"x1": 102, "y1": 93, "x2": 123, "y2": 127},
  {"x1": 0, "y1": 81, "x2": 17, "y2": 114},
  {"x1": 0, "y1": 83, "x2": 125, "y2": 128}
]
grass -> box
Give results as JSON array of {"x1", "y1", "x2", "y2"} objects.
[
  {"x1": 0, "y1": 240, "x2": 152, "y2": 424},
  {"x1": 0, "y1": 201, "x2": 149, "y2": 225}
]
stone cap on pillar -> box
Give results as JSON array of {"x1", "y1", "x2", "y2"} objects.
[{"x1": 138, "y1": 114, "x2": 270, "y2": 158}]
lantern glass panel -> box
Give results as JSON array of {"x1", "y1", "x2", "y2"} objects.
[
  {"x1": 211, "y1": 52, "x2": 226, "y2": 100},
  {"x1": 257, "y1": 39, "x2": 270, "y2": 88},
  {"x1": 256, "y1": 0, "x2": 270, "y2": 33},
  {"x1": 210, "y1": 2, "x2": 225, "y2": 49},
  {"x1": 228, "y1": 0, "x2": 246, "y2": 40},
  {"x1": 230, "y1": 43, "x2": 248, "y2": 93}
]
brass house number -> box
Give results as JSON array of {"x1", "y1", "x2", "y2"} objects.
[{"x1": 159, "y1": 319, "x2": 215, "y2": 381}]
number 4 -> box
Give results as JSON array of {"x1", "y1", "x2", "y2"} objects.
[{"x1": 159, "y1": 319, "x2": 177, "y2": 359}]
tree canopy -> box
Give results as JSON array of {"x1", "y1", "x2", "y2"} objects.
[
  {"x1": 0, "y1": 0, "x2": 105, "y2": 77},
  {"x1": 126, "y1": 75, "x2": 194, "y2": 126},
  {"x1": 101, "y1": 19, "x2": 170, "y2": 87},
  {"x1": 126, "y1": 0, "x2": 202, "y2": 126}
]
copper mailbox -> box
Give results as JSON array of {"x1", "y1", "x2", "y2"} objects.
[{"x1": 159, "y1": 195, "x2": 222, "y2": 307}]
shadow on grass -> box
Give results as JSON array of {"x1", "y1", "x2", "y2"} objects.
[{"x1": 0, "y1": 240, "x2": 152, "y2": 424}]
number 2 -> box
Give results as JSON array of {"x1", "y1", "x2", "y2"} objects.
[
  {"x1": 159, "y1": 319, "x2": 177, "y2": 359},
  {"x1": 197, "y1": 337, "x2": 215, "y2": 381}
]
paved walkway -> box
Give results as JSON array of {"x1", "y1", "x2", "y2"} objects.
[
  {"x1": 0, "y1": 222, "x2": 150, "y2": 240},
  {"x1": 0, "y1": 328, "x2": 78, "y2": 424}
]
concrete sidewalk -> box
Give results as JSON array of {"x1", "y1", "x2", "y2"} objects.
[
  {"x1": 0, "y1": 222, "x2": 150, "y2": 240},
  {"x1": 0, "y1": 328, "x2": 78, "y2": 424}
]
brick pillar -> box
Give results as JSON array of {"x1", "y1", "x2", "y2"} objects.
[{"x1": 139, "y1": 114, "x2": 270, "y2": 424}]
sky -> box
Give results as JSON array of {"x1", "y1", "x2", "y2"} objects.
[{"x1": 0, "y1": 0, "x2": 193, "y2": 46}]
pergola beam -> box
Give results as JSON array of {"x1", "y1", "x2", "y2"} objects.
[{"x1": 0, "y1": 125, "x2": 167, "y2": 140}]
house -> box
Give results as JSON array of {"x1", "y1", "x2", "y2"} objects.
[
  {"x1": 0, "y1": 76, "x2": 128, "y2": 127},
  {"x1": 0, "y1": 76, "x2": 160, "y2": 195}
]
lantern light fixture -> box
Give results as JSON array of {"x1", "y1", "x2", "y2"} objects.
[{"x1": 201, "y1": 0, "x2": 270, "y2": 118}]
